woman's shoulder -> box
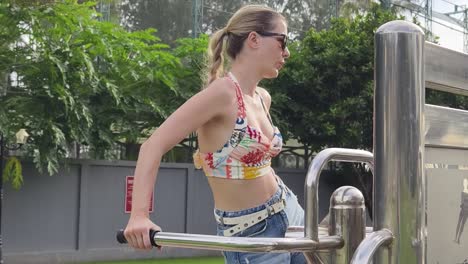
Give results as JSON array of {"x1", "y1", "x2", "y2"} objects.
[
  {"x1": 195, "y1": 77, "x2": 238, "y2": 110},
  {"x1": 204, "y1": 77, "x2": 236, "y2": 96}
]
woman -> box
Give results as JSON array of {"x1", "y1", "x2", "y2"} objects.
[{"x1": 124, "y1": 5, "x2": 306, "y2": 263}]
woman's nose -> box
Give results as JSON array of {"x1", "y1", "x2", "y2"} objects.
[{"x1": 283, "y1": 47, "x2": 290, "y2": 58}]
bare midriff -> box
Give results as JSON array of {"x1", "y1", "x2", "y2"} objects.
[{"x1": 207, "y1": 170, "x2": 279, "y2": 211}]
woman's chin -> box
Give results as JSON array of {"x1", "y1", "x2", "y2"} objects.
[{"x1": 263, "y1": 69, "x2": 279, "y2": 79}]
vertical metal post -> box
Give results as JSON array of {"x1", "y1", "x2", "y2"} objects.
[
  {"x1": 464, "y1": 8, "x2": 468, "y2": 53},
  {"x1": 328, "y1": 186, "x2": 366, "y2": 263},
  {"x1": 380, "y1": 0, "x2": 392, "y2": 9},
  {"x1": 329, "y1": 0, "x2": 339, "y2": 19},
  {"x1": 425, "y1": 0, "x2": 432, "y2": 41},
  {"x1": 97, "y1": 1, "x2": 111, "y2": 22},
  {"x1": 192, "y1": 0, "x2": 203, "y2": 38},
  {"x1": 374, "y1": 21, "x2": 425, "y2": 264}
]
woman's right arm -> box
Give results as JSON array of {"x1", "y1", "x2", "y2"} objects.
[{"x1": 124, "y1": 78, "x2": 235, "y2": 250}]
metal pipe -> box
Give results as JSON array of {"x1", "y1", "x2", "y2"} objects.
[
  {"x1": 152, "y1": 232, "x2": 344, "y2": 253},
  {"x1": 287, "y1": 225, "x2": 374, "y2": 234},
  {"x1": 329, "y1": 186, "x2": 366, "y2": 263},
  {"x1": 286, "y1": 226, "x2": 329, "y2": 238},
  {"x1": 350, "y1": 229, "x2": 394, "y2": 264},
  {"x1": 304, "y1": 148, "x2": 373, "y2": 241},
  {"x1": 303, "y1": 252, "x2": 326, "y2": 264},
  {"x1": 374, "y1": 20, "x2": 425, "y2": 264}
]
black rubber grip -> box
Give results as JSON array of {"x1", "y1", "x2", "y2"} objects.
[{"x1": 116, "y1": 229, "x2": 159, "y2": 247}]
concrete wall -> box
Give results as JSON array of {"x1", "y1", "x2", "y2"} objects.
[{"x1": 3, "y1": 159, "x2": 339, "y2": 264}]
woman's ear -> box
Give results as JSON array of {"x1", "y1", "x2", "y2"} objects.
[{"x1": 246, "y1": 31, "x2": 260, "y2": 49}]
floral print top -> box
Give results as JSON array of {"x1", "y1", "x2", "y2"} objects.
[{"x1": 193, "y1": 72, "x2": 283, "y2": 179}]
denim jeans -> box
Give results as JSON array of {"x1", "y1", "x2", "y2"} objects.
[{"x1": 215, "y1": 183, "x2": 306, "y2": 264}]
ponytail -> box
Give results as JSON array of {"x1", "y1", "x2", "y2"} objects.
[{"x1": 206, "y1": 29, "x2": 227, "y2": 86}]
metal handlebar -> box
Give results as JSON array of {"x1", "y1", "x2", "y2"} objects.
[
  {"x1": 116, "y1": 230, "x2": 343, "y2": 253},
  {"x1": 304, "y1": 148, "x2": 374, "y2": 241},
  {"x1": 117, "y1": 148, "x2": 373, "y2": 263},
  {"x1": 350, "y1": 229, "x2": 394, "y2": 264}
]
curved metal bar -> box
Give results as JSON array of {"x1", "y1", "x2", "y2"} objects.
[
  {"x1": 304, "y1": 148, "x2": 374, "y2": 241},
  {"x1": 350, "y1": 229, "x2": 394, "y2": 264},
  {"x1": 303, "y1": 252, "x2": 326, "y2": 264},
  {"x1": 153, "y1": 232, "x2": 344, "y2": 253},
  {"x1": 287, "y1": 226, "x2": 374, "y2": 236}
]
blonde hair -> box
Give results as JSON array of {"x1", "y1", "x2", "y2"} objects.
[{"x1": 204, "y1": 5, "x2": 285, "y2": 86}]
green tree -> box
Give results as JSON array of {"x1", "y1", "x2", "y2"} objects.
[
  {"x1": 339, "y1": 0, "x2": 373, "y2": 19},
  {"x1": 116, "y1": 0, "x2": 337, "y2": 43},
  {"x1": 117, "y1": 0, "x2": 193, "y2": 43},
  {"x1": 0, "y1": 0, "x2": 180, "y2": 188},
  {"x1": 262, "y1": 4, "x2": 402, "y2": 215},
  {"x1": 266, "y1": 4, "x2": 401, "y2": 153},
  {"x1": 159, "y1": 34, "x2": 209, "y2": 162}
]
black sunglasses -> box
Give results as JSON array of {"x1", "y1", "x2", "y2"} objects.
[{"x1": 256, "y1": 31, "x2": 288, "y2": 50}]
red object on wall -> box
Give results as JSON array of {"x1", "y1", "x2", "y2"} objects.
[{"x1": 125, "y1": 176, "x2": 154, "y2": 213}]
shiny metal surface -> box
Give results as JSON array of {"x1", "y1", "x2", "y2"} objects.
[
  {"x1": 350, "y1": 229, "x2": 394, "y2": 264},
  {"x1": 374, "y1": 20, "x2": 425, "y2": 264},
  {"x1": 153, "y1": 232, "x2": 344, "y2": 253},
  {"x1": 425, "y1": 42, "x2": 468, "y2": 96},
  {"x1": 286, "y1": 225, "x2": 375, "y2": 236},
  {"x1": 288, "y1": 225, "x2": 375, "y2": 264},
  {"x1": 303, "y1": 252, "x2": 326, "y2": 264},
  {"x1": 305, "y1": 148, "x2": 373, "y2": 241},
  {"x1": 425, "y1": 104, "x2": 468, "y2": 149},
  {"x1": 329, "y1": 186, "x2": 366, "y2": 263},
  {"x1": 286, "y1": 226, "x2": 329, "y2": 238}
]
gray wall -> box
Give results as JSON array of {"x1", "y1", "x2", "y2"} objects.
[{"x1": 3, "y1": 160, "x2": 344, "y2": 264}]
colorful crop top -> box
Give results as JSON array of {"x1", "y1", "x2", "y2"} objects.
[{"x1": 193, "y1": 72, "x2": 283, "y2": 179}]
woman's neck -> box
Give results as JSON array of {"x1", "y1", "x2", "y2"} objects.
[{"x1": 230, "y1": 63, "x2": 261, "y2": 97}]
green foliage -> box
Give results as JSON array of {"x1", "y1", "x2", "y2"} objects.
[
  {"x1": 171, "y1": 34, "x2": 209, "y2": 102},
  {"x1": 3, "y1": 156, "x2": 23, "y2": 190},
  {"x1": 265, "y1": 4, "x2": 402, "y2": 152},
  {"x1": 426, "y1": 89, "x2": 468, "y2": 110},
  {"x1": 1, "y1": 0, "x2": 181, "y2": 183},
  {"x1": 156, "y1": 35, "x2": 209, "y2": 162},
  {"x1": 118, "y1": 0, "x2": 334, "y2": 42},
  {"x1": 2, "y1": 1, "x2": 466, "y2": 190}
]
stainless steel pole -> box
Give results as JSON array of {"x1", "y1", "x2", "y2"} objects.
[
  {"x1": 328, "y1": 186, "x2": 366, "y2": 263},
  {"x1": 374, "y1": 20, "x2": 426, "y2": 264}
]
